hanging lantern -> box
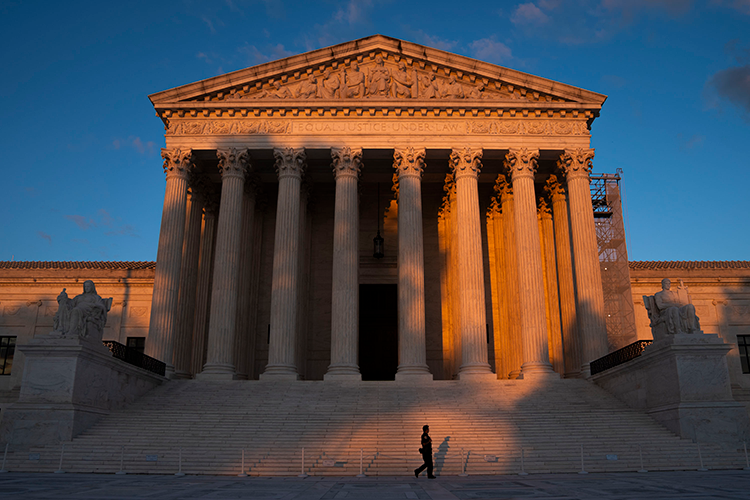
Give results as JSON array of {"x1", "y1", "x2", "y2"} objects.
[
  {"x1": 373, "y1": 230, "x2": 384, "y2": 259},
  {"x1": 373, "y1": 182, "x2": 385, "y2": 259}
]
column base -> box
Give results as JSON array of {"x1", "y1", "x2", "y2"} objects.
[
  {"x1": 519, "y1": 362, "x2": 558, "y2": 379},
  {"x1": 508, "y1": 370, "x2": 521, "y2": 380},
  {"x1": 196, "y1": 362, "x2": 236, "y2": 380},
  {"x1": 395, "y1": 370, "x2": 433, "y2": 383},
  {"x1": 172, "y1": 370, "x2": 192, "y2": 380},
  {"x1": 580, "y1": 363, "x2": 592, "y2": 378},
  {"x1": 457, "y1": 372, "x2": 497, "y2": 382},
  {"x1": 260, "y1": 364, "x2": 300, "y2": 381},
  {"x1": 458, "y1": 362, "x2": 493, "y2": 382},
  {"x1": 324, "y1": 365, "x2": 362, "y2": 381}
]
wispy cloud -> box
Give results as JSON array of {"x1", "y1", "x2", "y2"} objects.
[
  {"x1": 38, "y1": 231, "x2": 52, "y2": 245},
  {"x1": 409, "y1": 30, "x2": 459, "y2": 52},
  {"x1": 468, "y1": 37, "x2": 513, "y2": 64},
  {"x1": 333, "y1": 0, "x2": 373, "y2": 24},
  {"x1": 706, "y1": 65, "x2": 750, "y2": 120},
  {"x1": 680, "y1": 134, "x2": 706, "y2": 150},
  {"x1": 511, "y1": 3, "x2": 550, "y2": 25},
  {"x1": 111, "y1": 136, "x2": 157, "y2": 155},
  {"x1": 238, "y1": 42, "x2": 295, "y2": 66},
  {"x1": 65, "y1": 215, "x2": 96, "y2": 230}
]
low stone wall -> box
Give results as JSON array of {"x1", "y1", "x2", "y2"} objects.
[
  {"x1": 0, "y1": 335, "x2": 167, "y2": 448},
  {"x1": 592, "y1": 333, "x2": 750, "y2": 444}
]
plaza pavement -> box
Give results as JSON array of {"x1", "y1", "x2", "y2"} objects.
[{"x1": 1, "y1": 470, "x2": 749, "y2": 499}]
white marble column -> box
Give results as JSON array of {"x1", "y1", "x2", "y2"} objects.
[
  {"x1": 496, "y1": 176, "x2": 523, "y2": 379},
  {"x1": 233, "y1": 180, "x2": 257, "y2": 380},
  {"x1": 545, "y1": 175, "x2": 581, "y2": 378},
  {"x1": 146, "y1": 148, "x2": 192, "y2": 376},
  {"x1": 191, "y1": 195, "x2": 218, "y2": 376},
  {"x1": 559, "y1": 148, "x2": 608, "y2": 376},
  {"x1": 506, "y1": 148, "x2": 556, "y2": 378},
  {"x1": 173, "y1": 179, "x2": 204, "y2": 379},
  {"x1": 261, "y1": 148, "x2": 306, "y2": 380},
  {"x1": 450, "y1": 147, "x2": 493, "y2": 379},
  {"x1": 199, "y1": 148, "x2": 250, "y2": 380},
  {"x1": 325, "y1": 147, "x2": 362, "y2": 380},
  {"x1": 538, "y1": 197, "x2": 565, "y2": 375},
  {"x1": 394, "y1": 147, "x2": 432, "y2": 381}
]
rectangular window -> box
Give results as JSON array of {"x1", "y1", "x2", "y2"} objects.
[
  {"x1": 739, "y1": 335, "x2": 750, "y2": 374},
  {"x1": 0, "y1": 336, "x2": 16, "y2": 375},
  {"x1": 126, "y1": 337, "x2": 145, "y2": 354}
]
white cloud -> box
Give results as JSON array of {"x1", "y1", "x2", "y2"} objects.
[
  {"x1": 511, "y1": 3, "x2": 550, "y2": 25},
  {"x1": 37, "y1": 231, "x2": 52, "y2": 245},
  {"x1": 469, "y1": 38, "x2": 513, "y2": 64}
]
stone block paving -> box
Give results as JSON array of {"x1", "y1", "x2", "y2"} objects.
[{"x1": 1, "y1": 471, "x2": 749, "y2": 499}]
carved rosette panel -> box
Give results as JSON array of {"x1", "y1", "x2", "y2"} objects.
[
  {"x1": 273, "y1": 148, "x2": 306, "y2": 180},
  {"x1": 537, "y1": 197, "x2": 552, "y2": 219},
  {"x1": 331, "y1": 147, "x2": 363, "y2": 180},
  {"x1": 393, "y1": 147, "x2": 426, "y2": 179},
  {"x1": 216, "y1": 148, "x2": 250, "y2": 180},
  {"x1": 544, "y1": 174, "x2": 566, "y2": 202},
  {"x1": 450, "y1": 148, "x2": 483, "y2": 180},
  {"x1": 465, "y1": 120, "x2": 589, "y2": 136},
  {"x1": 161, "y1": 148, "x2": 192, "y2": 180},
  {"x1": 505, "y1": 148, "x2": 539, "y2": 181},
  {"x1": 558, "y1": 148, "x2": 595, "y2": 181}
]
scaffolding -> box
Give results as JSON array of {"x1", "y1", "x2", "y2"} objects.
[{"x1": 591, "y1": 170, "x2": 637, "y2": 350}]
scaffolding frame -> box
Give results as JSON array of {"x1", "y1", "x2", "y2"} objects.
[{"x1": 591, "y1": 170, "x2": 637, "y2": 350}]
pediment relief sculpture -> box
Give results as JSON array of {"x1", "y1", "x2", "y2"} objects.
[{"x1": 190, "y1": 54, "x2": 566, "y2": 104}]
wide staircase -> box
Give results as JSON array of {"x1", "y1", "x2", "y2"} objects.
[{"x1": 5, "y1": 379, "x2": 747, "y2": 475}]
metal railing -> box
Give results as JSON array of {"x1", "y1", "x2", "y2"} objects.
[
  {"x1": 103, "y1": 341, "x2": 166, "y2": 376},
  {"x1": 590, "y1": 339, "x2": 653, "y2": 375}
]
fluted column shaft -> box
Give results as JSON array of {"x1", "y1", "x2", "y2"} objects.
[
  {"x1": 506, "y1": 148, "x2": 555, "y2": 377},
  {"x1": 232, "y1": 185, "x2": 257, "y2": 380},
  {"x1": 146, "y1": 148, "x2": 192, "y2": 374},
  {"x1": 199, "y1": 149, "x2": 249, "y2": 379},
  {"x1": 450, "y1": 148, "x2": 492, "y2": 378},
  {"x1": 173, "y1": 184, "x2": 204, "y2": 378},
  {"x1": 559, "y1": 149, "x2": 608, "y2": 375},
  {"x1": 497, "y1": 178, "x2": 523, "y2": 379},
  {"x1": 538, "y1": 198, "x2": 565, "y2": 375},
  {"x1": 262, "y1": 148, "x2": 306, "y2": 379},
  {"x1": 191, "y1": 202, "x2": 217, "y2": 375},
  {"x1": 326, "y1": 147, "x2": 362, "y2": 380},
  {"x1": 491, "y1": 203, "x2": 511, "y2": 379},
  {"x1": 392, "y1": 147, "x2": 431, "y2": 380},
  {"x1": 546, "y1": 176, "x2": 581, "y2": 378}
]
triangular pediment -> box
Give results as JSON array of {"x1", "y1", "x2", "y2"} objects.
[{"x1": 149, "y1": 35, "x2": 606, "y2": 109}]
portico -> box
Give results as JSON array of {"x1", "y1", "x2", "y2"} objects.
[{"x1": 145, "y1": 35, "x2": 609, "y2": 381}]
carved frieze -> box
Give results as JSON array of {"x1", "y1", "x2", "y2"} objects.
[{"x1": 166, "y1": 120, "x2": 291, "y2": 135}]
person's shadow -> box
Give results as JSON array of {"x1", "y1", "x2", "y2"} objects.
[{"x1": 434, "y1": 436, "x2": 451, "y2": 475}]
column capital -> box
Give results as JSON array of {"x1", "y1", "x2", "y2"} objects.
[
  {"x1": 449, "y1": 147, "x2": 483, "y2": 180},
  {"x1": 558, "y1": 148, "x2": 595, "y2": 181},
  {"x1": 537, "y1": 197, "x2": 552, "y2": 220},
  {"x1": 394, "y1": 147, "x2": 425, "y2": 178},
  {"x1": 493, "y1": 174, "x2": 513, "y2": 200},
  {"x1": 273, "y1": 147, "x2": 306, "y2": 180},
  {"x1": 505, "y1": 148, "x2": 539, "y2": 181},
  {"x1": 544, "y1": 174, "x2": 567, "y2": 202},
  {"x1": 217, "y1": 148, "x2": 250, "y2": 180},
  {"x1": 331, "y1": 146, "x2": 362, "y2": 180},
  {"x1": 161, "y1": 148, "x2": 192, "y2": 180}
]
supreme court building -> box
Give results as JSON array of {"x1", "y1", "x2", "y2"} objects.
[{"x1": 142, "y1": 34, "x2": 615, "y2": 383}]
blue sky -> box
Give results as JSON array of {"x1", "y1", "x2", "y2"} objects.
[{"x1": 2, "y1": 0, "x2": 749, "y2": 262}]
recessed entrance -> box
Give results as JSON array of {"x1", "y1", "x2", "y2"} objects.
[{"x1": 359, "y1": 284, "x2": 398, "y2": 380}]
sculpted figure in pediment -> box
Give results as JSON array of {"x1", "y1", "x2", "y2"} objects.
[
  {"x1": 367, "y1": 55, "x2": 391, "y2": 97},
  {"x1": 343, "y1": 62, "x2": 365, "y2": 98},
  {"x1": 298, "y1": 76, "x2": 318, "y2": 99},
  {"x1": 317, "y1": 69, "x2": 341, "y2": 99},
  {"x1": 391, "y1": 62, "x2": 413, "y2": 98},
  {"x1": 441, "y1": 75, "x2": 465, "y2": 99},
  {"x1": 419, "y1": 73, "x2": 439, "y2": 99}
]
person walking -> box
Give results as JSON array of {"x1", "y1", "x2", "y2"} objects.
[{"x1": 414, "y1": 424, "x2": 436, "y2": 478}]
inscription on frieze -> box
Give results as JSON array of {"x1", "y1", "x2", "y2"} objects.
[{"x1": 167, "y1": 119, "x2": 589, "y2": 136}]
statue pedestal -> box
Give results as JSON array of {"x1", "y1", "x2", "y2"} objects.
[
  {"x1": 0, "y1": 335, "x2": 166, "y2": 448},
  {"x1": 592, "y1": 334, "x2": 750, "y2": 443}
]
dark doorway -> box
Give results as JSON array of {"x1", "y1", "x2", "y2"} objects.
[{"x1": 359, "y1": 284, "x2": 398, "y2": 380}]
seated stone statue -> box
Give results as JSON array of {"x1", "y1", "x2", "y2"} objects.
[
  {"x1": 643, "y1": 278, "x2": 702, "y2": 340},
  {"x1": 53, "y1": 280, "x2": 113, "y2": 342}
]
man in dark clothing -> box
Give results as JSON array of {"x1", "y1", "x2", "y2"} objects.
[{"x1": 414, "y1": 424, "x2": 436, "y2": 478}]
